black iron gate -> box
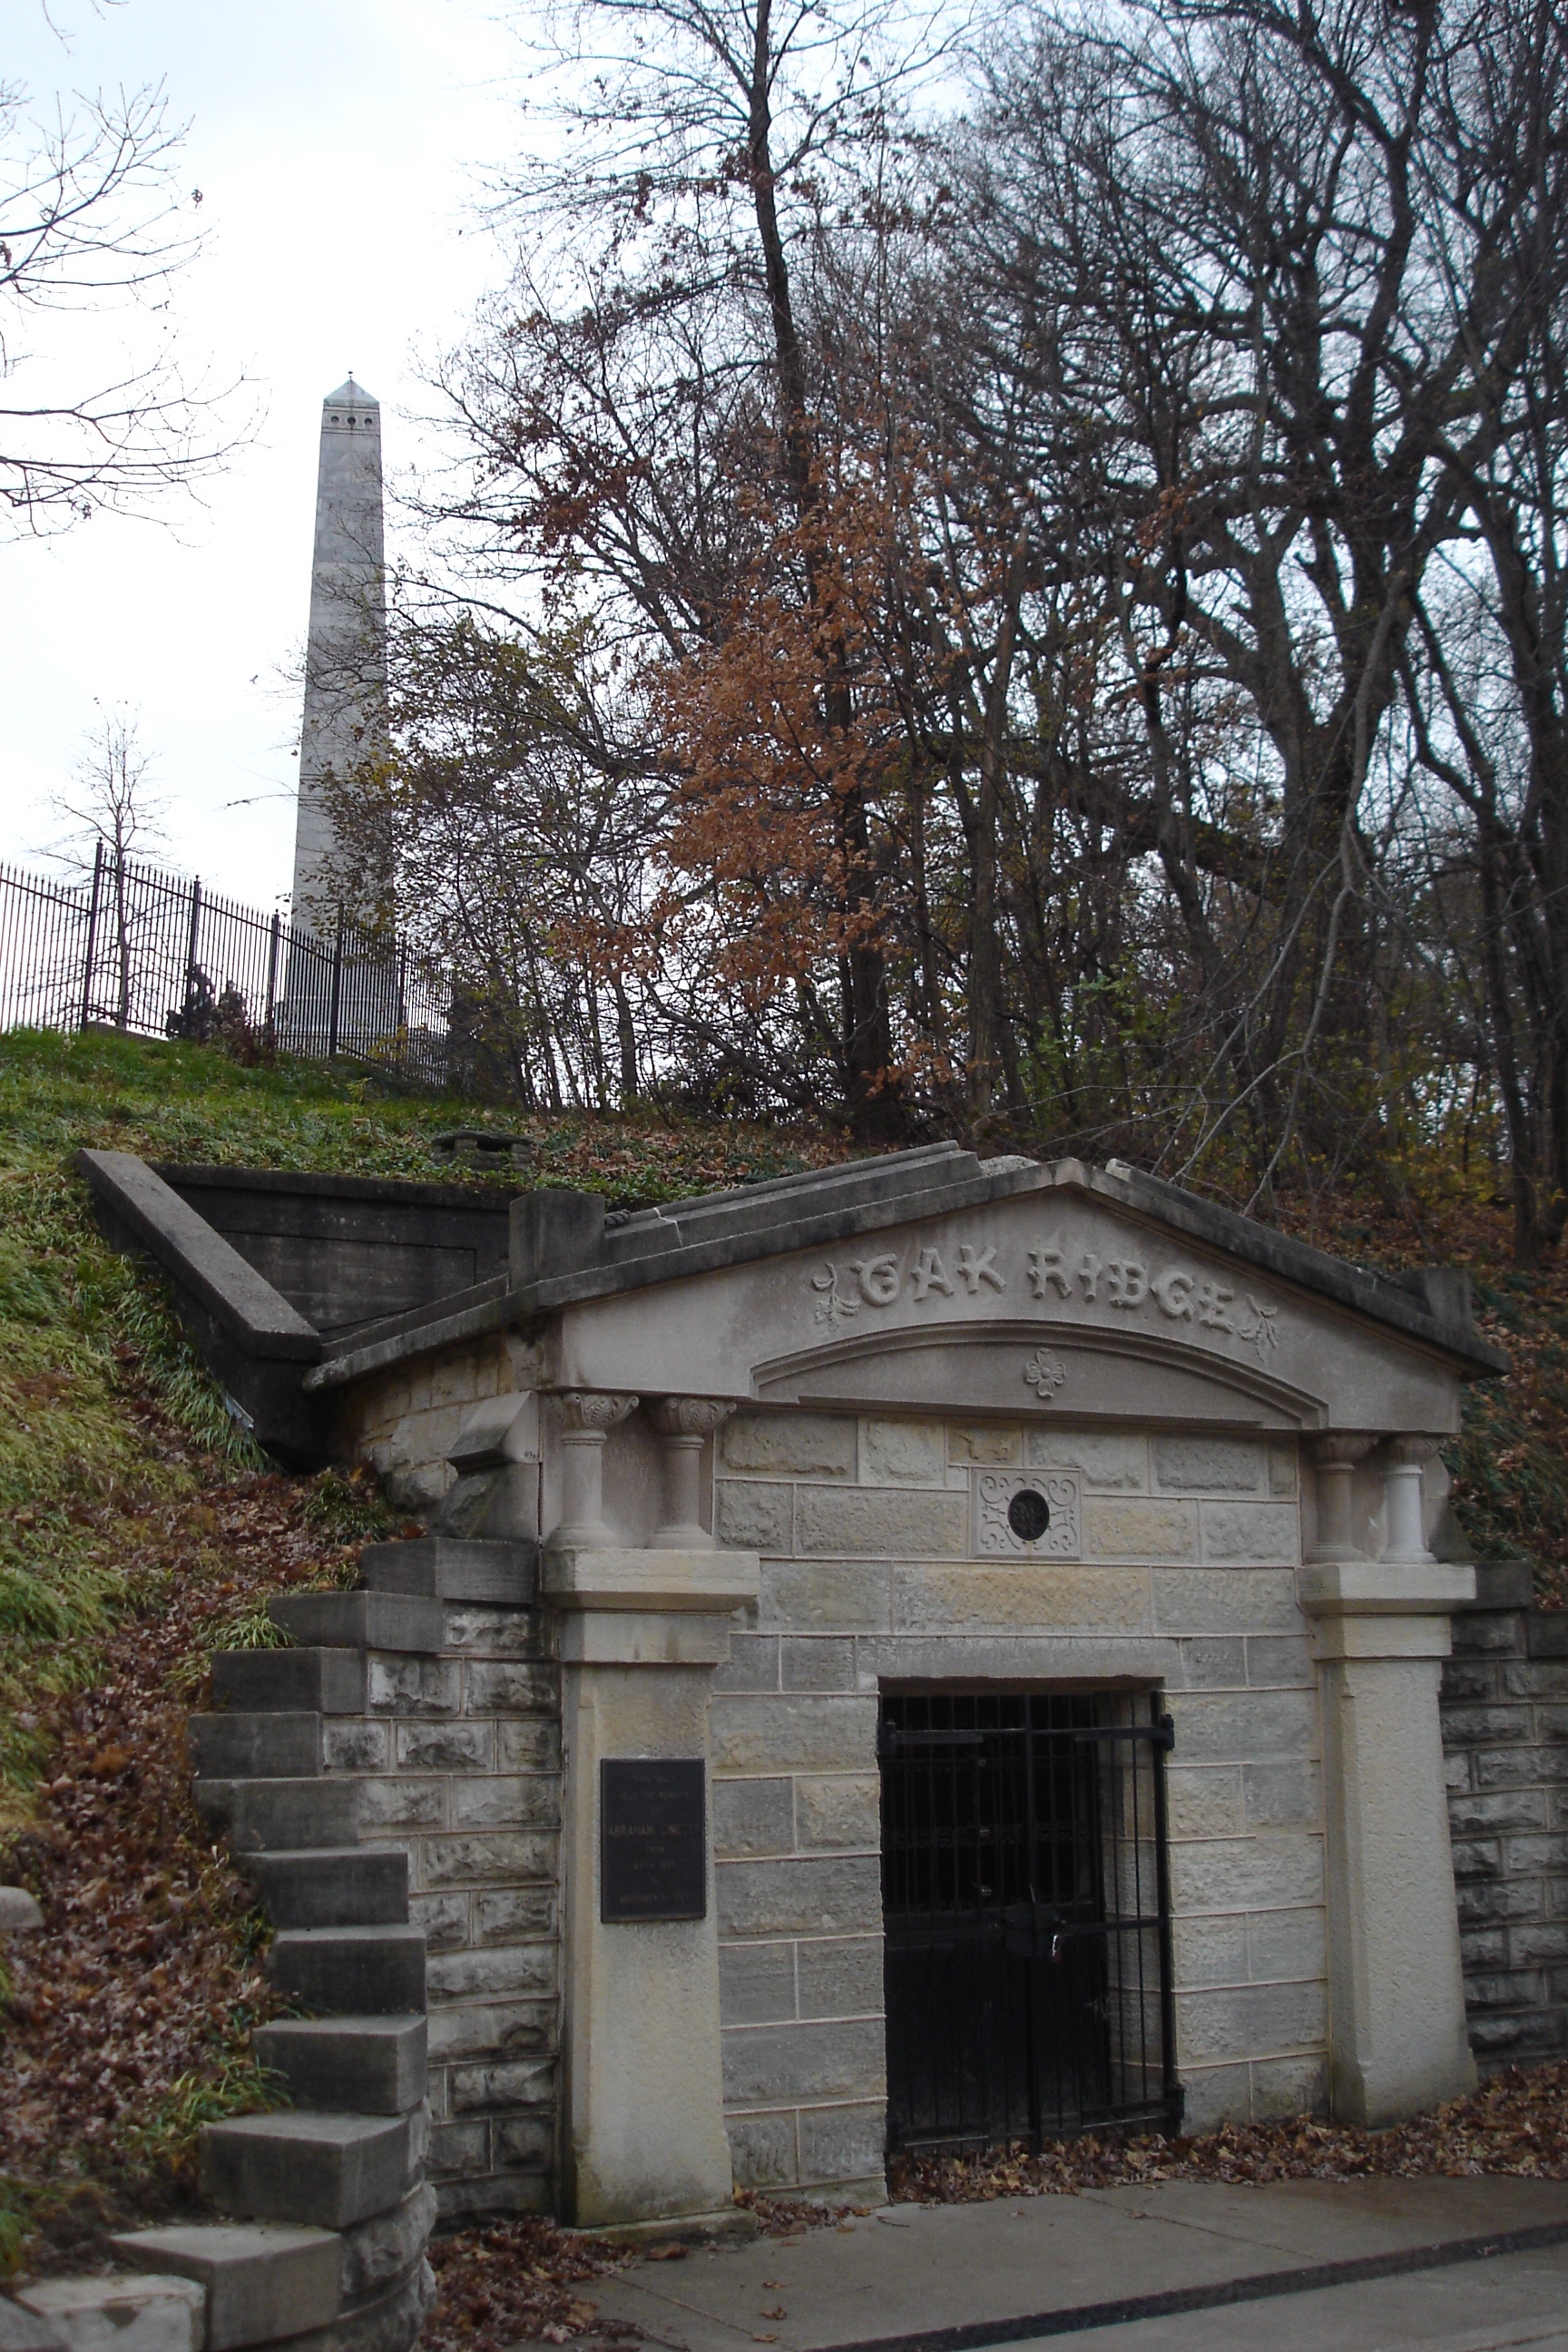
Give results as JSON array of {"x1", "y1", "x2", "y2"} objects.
[{"x1": 878, "y1": 1690, "x2": 1181, "y2": 2151}]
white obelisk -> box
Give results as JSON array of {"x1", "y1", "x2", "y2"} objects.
[{"x1": 289, "y1": 377, "x2": 387, "y2": 929}]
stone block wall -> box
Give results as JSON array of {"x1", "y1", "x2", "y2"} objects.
[
  {"x1": 710, "y1": 1407, "x2": 1325, "y2": 2177},
  {"x1": 1442, "y1": 1563, "x2": 1568, "y2": 2072},
  {"x1": 322, "y1": 1602, "x2": 562, "y2": 2218},
  {"x1": 338, "y1": 1335, "x2": 537, "y2": 1511}
]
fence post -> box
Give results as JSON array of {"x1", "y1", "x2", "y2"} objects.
[
  {"x1": 79, "y1": 839, "x2": 104, "y2": 1030},
  {"x1": 185, "y1": 877, "x2": 203, "y2": 1002},
  {"x1": 397, "y1": 939, "x2": 408, "y2": 1071},
  {"x1": 328, "y1": 905, "x2": 345, "y2": 1058},
  {"x1": 265, "y1": 909, "x2": 281, "y2": 1034}
]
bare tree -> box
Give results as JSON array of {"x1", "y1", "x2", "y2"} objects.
[
  {"x1": 1, "y1": 74, "x2": 239, "y2": 533},
  {"x1": 51, "y1": 701, "x2": 168, "y2": 1026}
]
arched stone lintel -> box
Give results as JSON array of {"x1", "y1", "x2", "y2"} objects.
[{"x1": 751, "y1": 1319, "x2": 1328, "y2": 1432}]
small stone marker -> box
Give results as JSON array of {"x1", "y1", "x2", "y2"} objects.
[
  {"x1": 430, "y1": 1129, "x2": 534, "y2": 1169},
  {"x1": 0, "y1": 1889, "x2": 42, "y2": 1933},
  {"x1": 0, "y1": 2298, "x2": 68, "y2": 2352},
  {"x1": 15, "y1": 2276, "x2": 203, "y2": 2352},
  {"x1": 601, "y1": 1758, "x2": 706, "y2": 1922}
]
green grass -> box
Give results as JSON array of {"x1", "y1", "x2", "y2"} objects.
[{"x1": 0, "y1": 1024, "x2": 836, "y2": 1816}]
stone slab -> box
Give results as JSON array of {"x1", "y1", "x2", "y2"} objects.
[
  {"x1": 359, "y1": 1538, "x2": 538, "y2": 1603},
  {"x1": 270, "y1": 1592, "x2": 446, "y2": 1653},
  {"x1": 0, "y1": 1887, "x2": 43, "y2": 1932},
  {"x1": 109, "y1": 2223, "x2": 340, "y2": 2351},
  {"x1": 199, "y1": 2112, "x2": 411, "y2": 2230},
  {"x1": 14, "y1": 2278, "x2": 203, "y2": 2352},
  {"x1": 242, "y1": 1847, "x2": 407, "y2": 1930},
  {"x1": 252, "y1": 2014, "x2": 427, "y2": 2114},
  {"x1": 0, "y1": 2302, "x2": 66, "y2": 2352},
  {"x1": 581, "y1": 2177, "x2": 1568, "y2": 2352}
]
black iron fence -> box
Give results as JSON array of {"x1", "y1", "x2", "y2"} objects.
[{"x1": 0, "y1": 845, "x2": 456, "y2": 1090}]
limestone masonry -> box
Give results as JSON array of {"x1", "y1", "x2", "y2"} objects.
[{"x1": 76, "y1": 1137, "x2": 1566, "y2": 2249}]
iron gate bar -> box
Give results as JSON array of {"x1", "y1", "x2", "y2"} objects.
[{"x1": 879, "y1": 1690, "x2": 1181, "y2": 2153}]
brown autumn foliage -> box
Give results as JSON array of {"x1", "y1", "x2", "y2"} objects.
[{"x1": 889, "y1": 2062, "x2": 1568, "y2": 2202}]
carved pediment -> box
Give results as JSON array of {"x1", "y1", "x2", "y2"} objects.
[{"x1": 552, "y1": 1183, "x2": 1464, "y2": 1436}]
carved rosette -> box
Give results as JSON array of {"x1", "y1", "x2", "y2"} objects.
[{"x1": 648, "y1": 1396, "x2": 736, "y2": 1550}]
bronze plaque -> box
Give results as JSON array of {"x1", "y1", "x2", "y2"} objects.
[{"x1": 600, "y1": 1757, "x2": 707, "y2": 1922}]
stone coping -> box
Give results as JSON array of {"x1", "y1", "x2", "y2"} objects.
[
  {"x1": 309, "y1": 1149, "x2": 1507, "y2": 1391},
  {"x1": 77, "y1": 1151, "x2": 320, "y2": 1362},
  {"x1": 155, "y1": 1161, "x2": 521, "y2": 1211},
  {"x1": 81, "y1": 1142, "x2": 1508, "y2": 1401}
]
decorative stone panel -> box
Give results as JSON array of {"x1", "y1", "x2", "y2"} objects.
[{"x1": 971, "y1": 1468, "x2": 1081, "y2": 1559}]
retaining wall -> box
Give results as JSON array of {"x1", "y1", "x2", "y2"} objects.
[{"x1": 1442, "y1": 1562, "x2": 1568, "y2": 2071}]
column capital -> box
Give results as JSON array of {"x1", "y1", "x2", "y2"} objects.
[
  {"x1": 1380, "y1": 1434, "x2": 1440, "y2": 1469},
  {"x1": 1309, "y1": 1434, "x2": 1377, "y2": 1466},
  {"x1": 648, "y1": 1397, "x2": 737, "y2": 1441},
  {"x1": 552, "y1": 1390, "x2": 640, "y2": 1437}
]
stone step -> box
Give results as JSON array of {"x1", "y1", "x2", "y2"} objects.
[
  {"x1": 200, "y1": 2112, "x2": 411, "y2": 2231},
  {"x1": 0, "y1": 2299, "x2": 67, "y2": 2352},
  {"x1": 270, "y1": 1925, "x2": 426, "y2": 2015},
  {"x1": 108, "y1": 2223, "x2": 340, "y2": 2352},
  {"x1": 193, "y1": 1777, "x2": 358, "y2": 1854},
  {"x1": 186, "y1": 1713, "x2": 320, "y2": 1781},
  {"x1": 13, "y1": 2275, "x2": 204, "y2": 2352},
  {"x1": 270, "y1": 1592, "x2": 445, "y2": 1654},
  {"x1": 358, "y1": 1537, "x2": 537, "y2": 1604},
  {"x1": 243, "y1": 1845, "x2": 408, "y2": 1929},
  {"x1": 253, "y1": 2014, "x2": 427, "y2": 2113},
  {"x1": 212, "y1": 1648, "x2": 367, "y2": 1715}
]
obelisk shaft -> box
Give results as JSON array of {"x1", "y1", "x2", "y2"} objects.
[{"x1": 290, "y1": 377, "x2": 387, "y2": 929}]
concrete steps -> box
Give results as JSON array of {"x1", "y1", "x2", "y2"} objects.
[
  {"x1": 270, "y1": 1591, "x2": 444, "y2": 1653},
  {"x1": 194, "y1": 1775, "x2": 357, "y2": 1852},
  {"x1": 253, "y1": 2015, "x2": 426, "y2": 2113},
  {"x1": 177, "y1": 1540, "x2": 443, "y2": 2329},
  {"x1": 242, "y1": 1845, "x2": 408, "y2": 1928},
  {"x1": 269, "y1": 1925, "x2": 426, "y2": 2014},
  {"x1": 359, "y1": 1535, "x2": 536, "y2": 1602},
  {"x1": 212, "y1": 1647, "x2": 367, "y2": 1713},
  {"x1": 200, "y1": 2112, "x2": 415, "y2": 2230}
]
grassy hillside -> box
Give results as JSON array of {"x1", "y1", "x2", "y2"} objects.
[
  {"x1": 0, "y1": 1024, "x2": 1563, "y2": 2270},
  {"x1": 0, "y1": 1025, "x2": 841, "y2": 1815}
]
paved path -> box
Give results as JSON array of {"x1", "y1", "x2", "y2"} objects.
[{"x1": 583, "y1": 2179, "x2": 1568, "y2": 2352}]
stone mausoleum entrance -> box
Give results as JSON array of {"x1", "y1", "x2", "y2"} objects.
[
  {"x1": 83, "y1": 1136, "x2": 1505, "y2": 2221},
  {"x1": 878, "y1": 1687, "x2": 1181, "y2": 2153}
]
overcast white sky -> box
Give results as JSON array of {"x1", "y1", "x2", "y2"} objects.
[{"x1": 1, "y1": 0, "x2": 527, "y2": 906}]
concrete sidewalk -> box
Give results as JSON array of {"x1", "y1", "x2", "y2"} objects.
[{"x1": 583, "y1": 2178, "x2": 1568, "y2": 2352}]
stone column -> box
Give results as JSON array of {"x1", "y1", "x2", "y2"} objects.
[
  {"x1": 648, "y1": 1398, "x2": 735, "y2": 1550},
  {"x1": 548, "y1": 1391, "x2": 639, "y2": 1548},
  {"x1": 1301, "y1": 1436, "x2": 1476, "y2": 2125},
  {"x1": 1307, "y1": 1435, "x2": 1374, "y2": 1563},
  {"x1": 542, "y1": 1391, "x2": 758, "y2": 2228}
]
